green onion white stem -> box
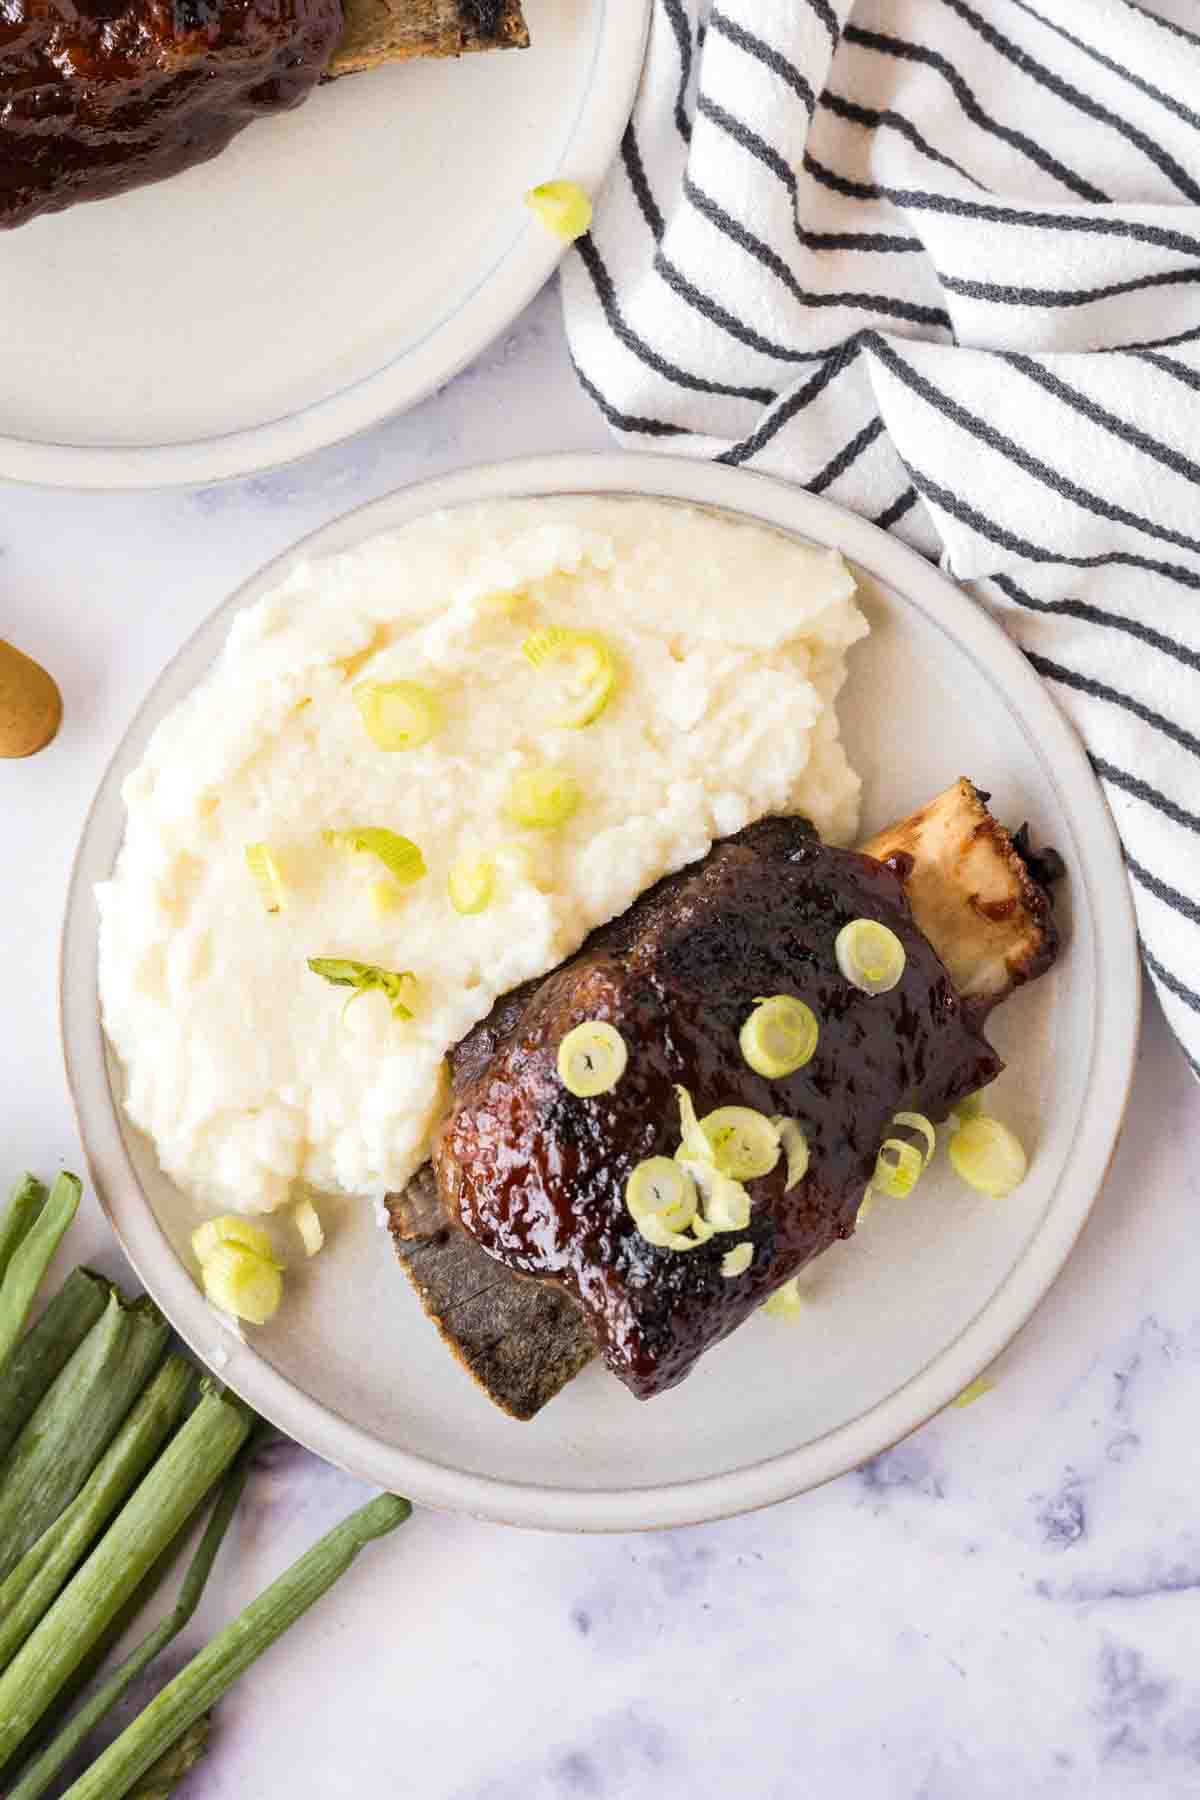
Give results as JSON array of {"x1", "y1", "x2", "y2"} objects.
[
  {"x1": 0, "y1": 1268, "x2": 108, "y2": 1463},
  {"x1": 0, "y1": 1176, "x2": 46, "y2": 1287},
  {"x1": 0, "y1": 1174, "x2": 81, "y2": 1373},
  {"x1": 0, "y1": 1290, "x2": 169, "y2": 1583},
  {"x1": 0, "y1": 1356, "x2": 194, "y2": 1675},
  {"x1": 0, "y1": 1382, "x2": 252, "y2": 1772},
  {"x1": 58, "y1": 1492, "x2": 411, "y2": 1800}
]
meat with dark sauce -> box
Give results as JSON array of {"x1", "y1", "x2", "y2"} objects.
[{"x1": 433, "y1": 815, "x2": 1013, "y2": 1402}]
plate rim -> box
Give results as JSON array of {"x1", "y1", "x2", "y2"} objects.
[
  {"x1": 0, "y1": 0, "x2": 648, "y2": 493},
  {"x1": 60, "y1": 451, "x2": 1142, "y2": 1531}
]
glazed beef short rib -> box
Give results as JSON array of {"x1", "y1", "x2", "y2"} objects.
[{"x1": 433, "y1": 814, "x2": 1017, "y2": 1402}]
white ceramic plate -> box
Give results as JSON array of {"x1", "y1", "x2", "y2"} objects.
[
  {"x1": 0, "y1": 2, "x2": 645, "y2": 491},
  {"x1": 62, "y1": 454, "x2": 1140, "y2": 1531}
]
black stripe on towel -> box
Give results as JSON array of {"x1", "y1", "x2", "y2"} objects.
[
  {"x1": 1092, "y1": 757, "x2": 1200, "y2": 838},
  {"x1": 1005, "y1": 353, "x2": 1200, "y2": 491},
  {"x1": 661, "y1": 0, "x2": 694, "y2": 144},
  {"x1": 899, "y1": 456, "x2": 1200, "y2": 593},
  {"x1": 1024, "y1": 652, "x2": 1200, "y2": 763},
  {"x1": 821, "y1": 92, "x2": 988, "y2": 190},
  {"x1": 569, "y1": 360, "x2": 687, "y2": 439},
  {"x1": 1142, "y1": 943, "x2": 1200, "y2": 1018},
  {"x1": 809, "y1": 416, "x2": 887, "y2": 494},
  {"x1": 942, "y1": 267, "x2": 1200, "y2": 310},
  {"x1": 1007, "y1": 0, "x2": 1200, "y2": 137},
  {"x1": 1126, "y1": 854, "x2": 1200, "y2": 928},
  {"x1": 684, "y1": 176, "x2": 955, "y2": 330},
  {"x1": 621, "y1": 125, "x2": 665, "y2": 242},
  {"x1": 716, "y1": 340, "x2": 865, "y2": 467},
  {"x1": 990, "y1": 573, "x2": 1200, "y2": 677},
  {"x1": 697, "y1": 96, "x2": 923, "y2": 251},
  {"x1": 937, "y1": 0, "x2": 1200, "y2": 203},
  {"x1": 842, "y1": 23, "x2": 1109, "y2": 202},
  {"x1": 1129, "y1": 350, "x2": 1200, "y2": 395},
  {"x1": 576, "y1": 234, "x2": 778, "y2": 404},
  {"x1": 708, "y1": 9, "x2": 816, "y2": 113},
  {"x1": 870, "y1": 339, "x2": 1200, "y2": 560},
  {"x1": 655, "y1": 249, "x2": 838, "y2": 363},
  {"x1": 874, "y1": 486, "x2": 921, "y2": 532}
]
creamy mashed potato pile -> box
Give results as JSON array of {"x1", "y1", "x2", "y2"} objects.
[{"x1": 98, "y1": 498, "x2": 866, "y2": 1216}]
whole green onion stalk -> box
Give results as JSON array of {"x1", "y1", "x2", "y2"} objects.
[
  {"x1": 0, "y1": 1173, "x2": 81, "y2": 1372},
  {"x1": 0, "y1": 1288, "x2": 169, "y2": 1583},
  {"x1": 58, "y1": 1492, "x2": 411, "y2": 1800},
  {"x1": 0, "y1": 1267, "x2": 108, "y2": 1463},
  {"x1": 0, "y1": 1382, "x2": 251, "y2": 1772},
  {"x1": 0, "y1": 1176, "x2": 46, "y2": 1287}
]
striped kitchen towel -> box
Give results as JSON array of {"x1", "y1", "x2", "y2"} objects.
[{"x1": 561, "y1": 0, "x2": 1200, "y2": 1078}]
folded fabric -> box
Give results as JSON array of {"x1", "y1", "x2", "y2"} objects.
[{"x1": 562, "y1": 0, "x2": 1200, "y2": 1079}]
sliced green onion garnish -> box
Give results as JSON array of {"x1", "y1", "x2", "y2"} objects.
[
  {"x1": 505, "y1": 766, "x2": 581, "y2": 830},
  {"x1": 699, "y1": 1106, "x2": 780, "y2": 1180},
  {"x1": 191, "y1": 1216, "x2": 277, "y2": 1267},
  {"x1": 199, "y1": 1244, "x2": 283, "y2": 1325},
  {"x1": 307, "y1": 957, "x2": 416, "y2": 1020},
  {"x1": 293, "y1": 1198, "x2": 323, "y2": 1258},
  {"x1": 857, "y1": 1187, "x2": 877, "y2": 1224},
  {"x1": 522, "y1": 627, "x2": 616, "y2": 727},
  {"x1": 739, "y1": 996, "x2": 819, "y2": 1078},
  {"x1": 322, "y1": 828, "x2": 426, "y2": 887},
  {"x1": 556, "y1": 1022, "x2": 628, "y2": 1097},
  {"x1": 892, "y1": 1111, "x2": 936, "y2": 1167},
  {"x1": 447, "y1": 856, "x2": 496, "y2": 916},
  {"x1": 952, "y1": 1375, "x2": 994, "y2": 1409},
  {"x1": 721, "y1": 1242, "x2": 754, "y2": 1279},
  {"x1": 674, "y1": 1085, "x2": 713, "y2": 1165},
  {"x1": 950, "y1": 1089, "x2": 985, "y2": 1129},
  {"x1": 835, "y1": 919, "x2": 906, "y2": 994},
  {"x1": 524, "y1": 180, "x2": 593, "y2": 242},
  {"x1": 625, "y1": 1158, "x2": 697, "y2": 1232},
  {"x1": 681, "y1": 1159, "x2": 751, "y2": 1233},
  {"x1": 353, "y1": 680, "x2": 441, "y2": 751},
  {"x1": 872, "y1": 1138, "x2": 925, "y2": 1200},
  {"x1": 771, "y1": 1118, "x2": 810, "y2": 1191},
  {"x1": 244, "y1": 844, "x2": 284, "y2": 914},
  {"x1": 763, "y1": 1277, "x2": 804, "y2": 1319},
  {"x1": 948, "y1": 1116, "x2": 1028, "y2": 1197}
]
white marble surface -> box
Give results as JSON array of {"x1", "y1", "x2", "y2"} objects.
[{"x1": 5, "y1": 281, "x2": 1200, "y2": 1799}]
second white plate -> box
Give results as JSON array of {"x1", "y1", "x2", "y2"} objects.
[
  {"x1": 62, "y1": 454, "x2": 1140, "y2": 1530},
  {"x1": 0, "y1": 0, "x2": 646, "y2": 490}
]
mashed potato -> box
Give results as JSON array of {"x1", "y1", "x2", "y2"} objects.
[{"x1": 97, "y1": 498, "x2": 866, "y2": 1215}]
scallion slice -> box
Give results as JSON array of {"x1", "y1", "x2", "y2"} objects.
[
  {"x1": 353, "y1": 680, "x2": 441, "y2": 751},
  {"x1": 739, "y1": 996, "x2": 819, "y2": 1078},
  {"x1": 699, "y1": 1106, "x2": 780, "y2": 1180},
  {"x1": 674, "y1": 1085, "x2": 713, "y2": 1166},
  {"x1": 522, "y1": 627, "x2": 616, "y2": 727},
  {"x1": 243, "y1": 844, "x2": 284, "y2": 914},
  {"x1": 505, "y1": 766, "x2": 581, "y2": 830},
  {"x1": 681, "y1": 1160, "x2": 751, "y2": 1233},
  {"x1": 200, "y1": 1245, "x2": 283, "y2": 1327},
  {"x1": 872, "y1": 1138, "x2": 925, "y2": 1200},
  {"x1": 524, "y1": 180, "x2": 593, "y2": 242},
  {"x1": 835, "y1": 919, "x2": 906, "y2": 994},
  {"x1": 307, "y1": 957, "x2": 415, "y2": 1020},
  {"x1": 625, "y1": 1158, "x2": 696, "y2": 1233},
  {"x1": 322, "y1": 828, "x2": 426, "y2": 887},
  {"x1": 293, "y1": 1199, "x2": 324, "y2": 1258},
  {"x1": 948, "y1": 1116, "x2": 1028, "y2": 1197},
  {"x1": 721, "y1": 1242, "x2": 754, "y2": 1279},
  {"x1": 892, "y1": 1111, "x2": 936, "y2": 1167},
  {"x1": 447, "y1": 857, "x2": 496, "y2": 916},
  {"x1": 191, "y1": 1216, "x2": 276, "y2": 1267},
  {"x1": 556, "y1": 1022, "x2": 627, "y2": 1097},
  {"x1": 771, "y1": 1118, "x2": 811, "y2": 1191},
  {"x1": 952, "y1": 1376, "x2": 994, "y2": 1409},
  {"x1": 763, "y1": 1278, "x2": 804, "y2": 1319}
]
